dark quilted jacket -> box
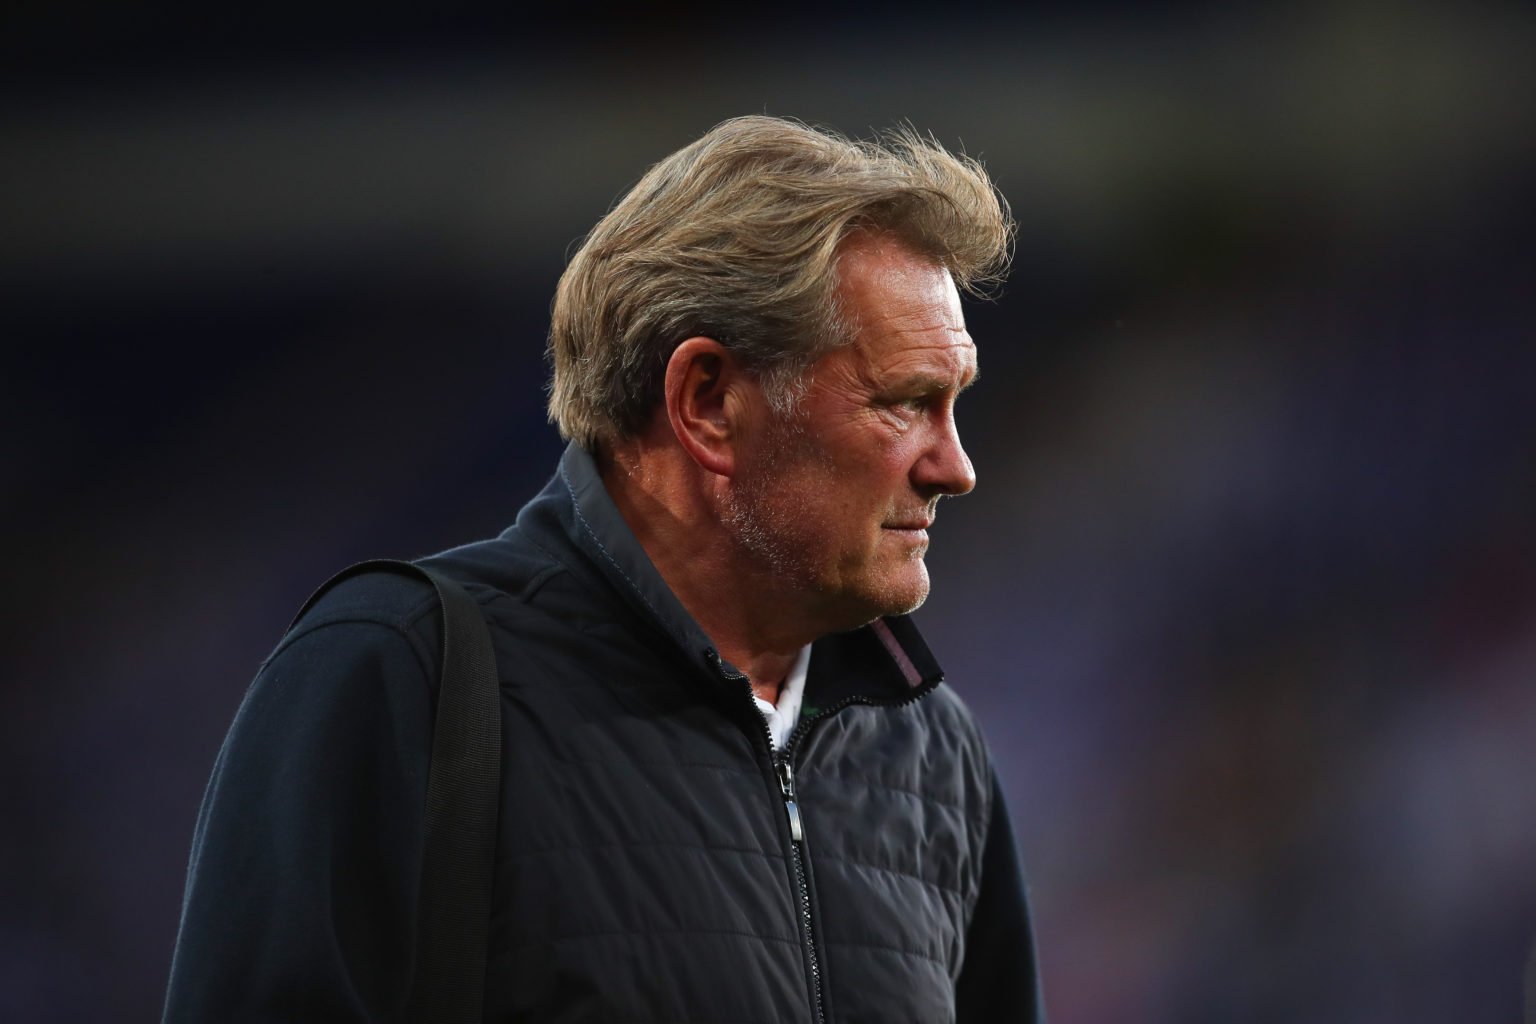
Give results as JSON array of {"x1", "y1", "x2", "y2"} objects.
[{"x1": 164, "y1": 443, "x2": 1044, "y2": 1023}]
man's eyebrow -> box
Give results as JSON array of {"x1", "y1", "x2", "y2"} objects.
[{"x1": 892, "y1": 367, "x2": 981, "y2": 393}]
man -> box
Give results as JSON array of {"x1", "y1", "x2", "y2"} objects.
[{"x1": 164, "y1": 115, "x2": 1043, "y2": 1022}]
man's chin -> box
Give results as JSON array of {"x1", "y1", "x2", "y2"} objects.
[
  {"x1": 852, "y1": 567, "x2": 931, "y2": 623},
  {"x1": 885, "y1": 587, "x2": 929, "y2": 618}
]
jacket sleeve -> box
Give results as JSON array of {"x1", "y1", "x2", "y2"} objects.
[
  {"x1": 162, "y1": 615, "x2": 436, "y2": 1023},
  {"x1": 954, "y1": 771, "x2": 1046, "y2": 1023}
]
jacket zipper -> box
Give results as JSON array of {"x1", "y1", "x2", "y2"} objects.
[
  {"x1": 708, "y1": 649, "x2": 827, "y2": 1024},
  {"x1": 774, "y1": 751, "x2": 824, "y2": 1024},
  {"x1": 710, "y1": 647, "x2": 941, "y2": 1024},
  {"x1": 771, "y1": 687, "x2": 939, "y2": 1024}
]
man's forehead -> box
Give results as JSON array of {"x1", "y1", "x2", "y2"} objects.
[
  {"x1": 838, "y1": 242, "x2": 967, "y2": 339},
  {"x1": 857, "y1": 325, "x2": 975, "y2": 358},
  {"x1": 839, "y1": 241, "x2": 961, "y2": 308},
  {"x1": 855, "y1": 303, "x2": 969, "y2": 343}
]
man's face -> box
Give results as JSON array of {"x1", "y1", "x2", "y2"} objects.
[{"x1": 723, "y1": 238, "x2": 978, "y2": 632}]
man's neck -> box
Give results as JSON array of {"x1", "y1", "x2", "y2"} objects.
[{"x1": 599, "y1": 441, "x2": 809, "y2": 705}]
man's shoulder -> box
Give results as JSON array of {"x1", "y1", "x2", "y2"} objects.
[
  {"x1": 285, "y1": 528, "x2": 574, "y2": 644},
  {"x1": 259, "y1": 528, "x2": 589, "y2": 694},
  {"x1": 920, "y1": 681, "x2": 991, "y2": 746},
  {"x1": 879, "y1": 674, "x2": 995, "y2": 776}
]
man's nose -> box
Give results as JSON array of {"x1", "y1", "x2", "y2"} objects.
[{"x1": 913, "y1": 414, "x2": 976, "y2": 497}]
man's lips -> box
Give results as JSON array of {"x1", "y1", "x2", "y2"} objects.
[{"x1": 883, "y1": 518, "x2": 933, "y2": 531}]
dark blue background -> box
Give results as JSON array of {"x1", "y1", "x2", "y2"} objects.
[{"x1": 6, "y1": 4, "x2": 1536, "y2": 1020}]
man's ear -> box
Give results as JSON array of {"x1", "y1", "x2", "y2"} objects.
[{"x1": 664, "y1": 336, "x2": 750, "y2": 477}]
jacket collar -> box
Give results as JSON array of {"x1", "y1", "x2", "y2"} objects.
[{"x1": 526, "y1": 441, "x2": 944, "y2": 701}]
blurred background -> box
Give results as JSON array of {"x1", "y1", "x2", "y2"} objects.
[{"x1": 5, "y1": 1, "x2": 1535, "y2": 1020}]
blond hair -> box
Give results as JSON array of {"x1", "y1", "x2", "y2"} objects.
[{"x1": 547, "y1": 115, "x2": 1013, "y2": 449}]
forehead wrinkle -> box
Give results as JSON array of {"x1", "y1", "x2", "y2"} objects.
[
  {"x1": 853, "y1": 327, "x2": 974, "y2": 360},
  {"x1": 855, "y1": 302, "x2": 965, "y2": 337}
]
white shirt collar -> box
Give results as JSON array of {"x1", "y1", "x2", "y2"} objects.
[{"x1": 752, "y1": 644, "x2": 811, "y2": 750}]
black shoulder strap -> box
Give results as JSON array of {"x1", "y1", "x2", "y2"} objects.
[{"x1": 293, "y1": 558, "x2": 501, "y2": 1024}]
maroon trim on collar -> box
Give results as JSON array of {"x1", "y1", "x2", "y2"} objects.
[{"x1": 870, "y1": 618, "x2": 923, "y2": 688}]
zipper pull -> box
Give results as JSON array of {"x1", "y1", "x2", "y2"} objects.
[{"x1": 776, "y1": 758, "x2": 804, "y2": 842}]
